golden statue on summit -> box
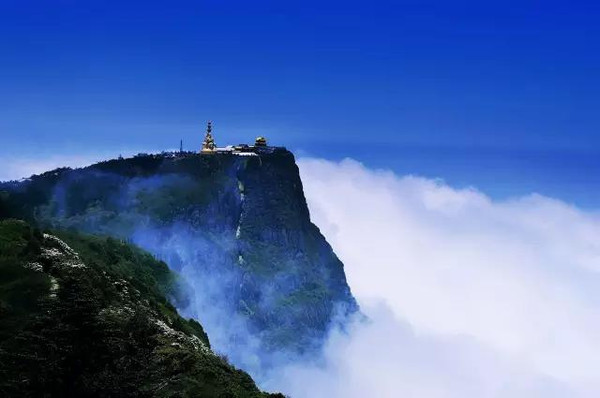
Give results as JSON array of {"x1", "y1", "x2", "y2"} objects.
[
  {"x1": 255, "y1": 136, "x2": 267, "y2": 147},
  {"x1": 197, "y1": 120, "x2": 271, "y2": 155},
  {"x1": 201, "y1": 121, "x2": 217, "y2": 153}
]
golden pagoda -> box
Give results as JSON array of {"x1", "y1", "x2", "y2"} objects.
[
  {"x1": 254, "y1": 136, "x2": 267, "y2": 147},
  {"x1": 201, "y1": 121, "x2": 217, "y2": 153}
]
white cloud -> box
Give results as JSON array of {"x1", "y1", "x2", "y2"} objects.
[{"x1": 267, "y1": 158, "x2": 600, "y2": 397}]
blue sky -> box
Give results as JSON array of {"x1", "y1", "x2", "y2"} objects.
[{"x1": 1, "y1": 0, "x2": 600, "y2": 204}]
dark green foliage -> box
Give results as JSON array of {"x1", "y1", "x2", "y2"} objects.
[
  {"x1": 0, "y1": 168, "x2": 71, "y2": 222},
  {"x1": 53, "y1": 231, "x2": 191, "y2": 329},
  {"x1": 0, "y1": 220, "x2": 49, "y2": 342},
  {"x1": 0, "y1": 220, "x2": 282, "y2": 397}
]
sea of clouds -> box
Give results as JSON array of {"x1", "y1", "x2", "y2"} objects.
[{"x1": 262, "y1": 158, "x2": 600, "y2": 398}]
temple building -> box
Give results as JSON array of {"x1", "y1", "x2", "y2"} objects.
[
  {"x1": 255, "y1": 136, "x2": 267, "y2": 147},
  {"x1": 201, "y1": 121, "x2": 217, "y2": 153},
  {"x1": 198, "y1": 120, "x2": 273, "y2": 156}
]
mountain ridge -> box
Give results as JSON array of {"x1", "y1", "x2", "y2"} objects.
[{"x1": 1, "y1": 148, "x2": 357, "y2": 378}]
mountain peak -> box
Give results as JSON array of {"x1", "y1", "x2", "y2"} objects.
[{"x1": 0, "y1": 148, "x2": 357, "y2": 378}]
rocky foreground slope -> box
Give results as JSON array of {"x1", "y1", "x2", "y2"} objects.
[{"x1": 0, "y1": 219, "x2": 283, "y2": 397}]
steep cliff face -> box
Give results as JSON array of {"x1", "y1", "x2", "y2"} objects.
[
  {"x1": 0, "y1": 148, "x2": 357, "y2": 372},
  {"x1": 0, "y1": 219, "x2": 282, "y2": 397},
  {"x1": 234, "y1": 151, "x2": 356, "y2": 352}
]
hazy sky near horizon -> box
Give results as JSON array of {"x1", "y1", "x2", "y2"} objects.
[{"x1": 1, "y1": 0, "x2": 600, "y2": 204}]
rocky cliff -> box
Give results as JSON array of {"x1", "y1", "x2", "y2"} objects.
[{"x1": 0, "y1": 148, "x2": 357, "y2": 374}]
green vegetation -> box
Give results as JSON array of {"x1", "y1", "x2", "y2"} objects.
[{"x1": 0, "y1": 219, "x2": 282, "y2": 398}]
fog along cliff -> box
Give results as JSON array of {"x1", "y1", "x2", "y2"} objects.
[{"x1": 0, "y1": 148, "x2": 357, "y2": 380}]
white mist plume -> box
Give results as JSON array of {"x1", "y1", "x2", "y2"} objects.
[{"x1": 268, "y1": 158, "x2": 600, "y2": 398}]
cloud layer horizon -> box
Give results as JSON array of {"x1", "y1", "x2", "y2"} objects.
[{"x1": 266, "y1": 157, "x2": 600, "y2": 398}]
